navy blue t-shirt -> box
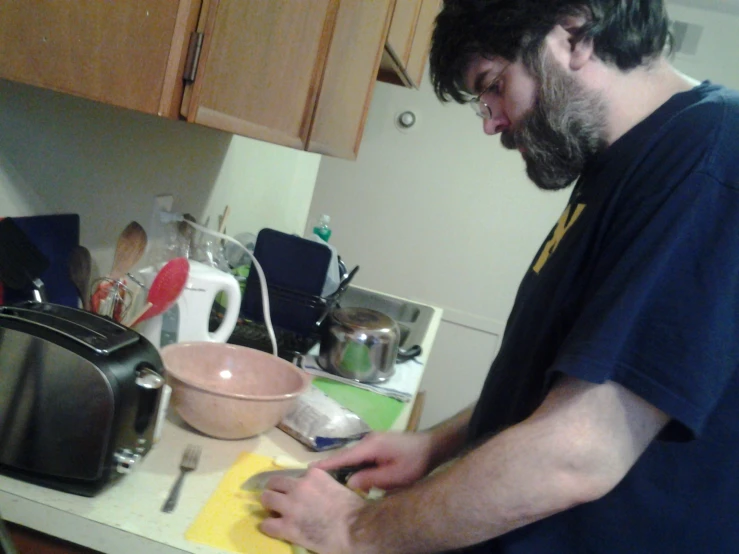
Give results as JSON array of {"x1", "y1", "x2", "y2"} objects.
[{"x1": 463, "y1": 82, "x2": 739, "y2": 553}]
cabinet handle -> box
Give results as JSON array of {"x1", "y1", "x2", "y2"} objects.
[{"x1": 184, "y1": 31, "x2": 204, "y2": 82}]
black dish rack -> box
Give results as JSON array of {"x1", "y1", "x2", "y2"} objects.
[
  {"x1": 214, "y1": 228, "x2": 358, "y2": 360},
  {"x1": 209, "y1": 311, "x2": 319, "y2": 361},
  {"x1": 210, "y1": 280, "x2": 348, "y2": 361},
  {"x1": 211, "y1": 268, "x2": 358, "y2": 360}
]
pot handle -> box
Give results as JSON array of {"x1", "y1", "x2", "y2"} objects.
[{"x1": 397, "y1": 344, "x2": 422, "y2": 363}]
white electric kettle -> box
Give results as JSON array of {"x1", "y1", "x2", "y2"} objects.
[{"x1": 136, "y1": 260, "x2": 241, "y2": 349}]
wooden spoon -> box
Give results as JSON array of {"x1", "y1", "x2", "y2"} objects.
[
  {"x1": 129, "y1": 257, "x2": 190, "y2": 327},
  {"x1": 68, "y1": 245, "x2": 92, "y2": 310},
  {"x1": 110, "y1": 222, "x2": 147, "y2": 280}
]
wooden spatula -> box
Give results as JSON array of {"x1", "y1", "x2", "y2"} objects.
[
  {"x1": 68, "y1": 245, "x2": 92, "y2": 310},
  {"x1": 110, "y1": 221, "x2": 147, "y2": 280}
]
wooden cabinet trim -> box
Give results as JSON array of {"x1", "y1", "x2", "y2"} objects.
[
  {"x1": 181, "y1": 0, "x2": 215, "y2": 120},
  {"x1": 158, "y1": 0, "x2": 202, "y2": 118},
  {"x1": 385, "y1": 0, "x2": 423, "y2": 67},
  {"x1": 194, "y1": 107, "x2": 305, "y2": 149},
  {"x1": 184, "y1": 0, "x2": 337, "y2": 149},
  {"x1": 301, "y1": 0, "x2": 342, "y2": 144},
  {"x1": 307, "y1": 0, "x2": 395, "y2": 159},
  {"x1": 378, "y1": 0, "x2": 440, "y2": 89},
  {"x1": 404, "y1": 0, "x2": 441, "y2": 88},
  {"x1": 6, "y1": 522, "x2": 101, "y2": 554}
]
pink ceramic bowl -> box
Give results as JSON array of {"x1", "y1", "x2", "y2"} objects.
[{"x1": 161, "y1": 342, "x2": 311, "y2": 439}]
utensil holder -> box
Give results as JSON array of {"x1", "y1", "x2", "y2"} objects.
[{"x1": 90, "y1": 277, "x2": 132, "y2": 322}]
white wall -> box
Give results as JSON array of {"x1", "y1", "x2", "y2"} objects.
[
  {"x1": 0, "y1": 79, "x2": 320, "y2": 277},
  {"x1": 667, "y1": 3, "x2": 739, "y2": 88},
  {"x1": 308, "y1": 2, "x2": 739, "y2": 428},
  {"x1": 308, "y1": 73, "x2": 570, "y2": 429}
]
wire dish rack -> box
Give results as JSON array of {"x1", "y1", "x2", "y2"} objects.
[
  {"x1": 209, "y1": 312, "x2": 319, "y2": 361},
  {"x1": 210, "y1": 263, "x2": 358, "y2": 361}
]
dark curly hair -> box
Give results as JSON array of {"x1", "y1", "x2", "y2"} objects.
[{"x1": 430, "y1": 0, "x2": 672, "y2": 103}]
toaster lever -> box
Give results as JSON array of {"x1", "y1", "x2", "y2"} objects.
[{"x1": 136, "y1": 366, "x2": 165, "y2": 389}]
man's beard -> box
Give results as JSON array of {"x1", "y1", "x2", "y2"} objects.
[{"x1": 501, "y1": 52, "x2": 609, "y2": 191}]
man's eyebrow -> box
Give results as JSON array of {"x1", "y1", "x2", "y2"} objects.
[{"x1": 472, "y1": 70, "x2": 491, "y2": 96}]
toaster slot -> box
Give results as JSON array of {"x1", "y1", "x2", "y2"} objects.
[{"x1": 0, "y1": 303, "x2": 138, "y2": 355}]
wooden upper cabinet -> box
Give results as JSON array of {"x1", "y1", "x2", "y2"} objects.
[
  {"x1": 0, "y1": 0, "x2": 199, "y2": 118},
  {"x1": 181, "y1": 0, "x2": 338, "y2": 150},
  {"x1": 385, "y1": 0, "x2": 424, "y2": 74},
  {"x1": 0, "y1": 0, "x2": 406, "y2": 159},
  {"x1": 379, "y1": 0, "x2": 441, "y2": 89},
  {"x1": 307, "y1": 0, "x2": 395, "y2": 159},
  {"x1": 183, "y1": 0, "x2": 392, "y2": 158}
]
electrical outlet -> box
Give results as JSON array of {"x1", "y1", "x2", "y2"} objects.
[
  {"x1": 154, "y1": 194, "x2": 174, "y2": 215},
  {"x1": 146, "y1": 194, "x2": 175, "y2": 265},
  {"x1": 150, "y1": 194, "x2": 174, "y2": 229}
]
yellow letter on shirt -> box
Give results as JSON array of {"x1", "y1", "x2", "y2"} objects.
[{"x1": 532, "y1": 203, "x2": 586, "y2": 274}]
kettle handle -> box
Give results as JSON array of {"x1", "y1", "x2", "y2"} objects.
[{"x1": 209, "y1": 272, "x2": 241, "y2": 343}]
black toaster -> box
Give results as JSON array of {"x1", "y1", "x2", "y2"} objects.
[{"x1": 0, "y1": 302, "x2": 165, "y2": 496}]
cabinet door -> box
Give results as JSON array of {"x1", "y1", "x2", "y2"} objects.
[
  {"x1": 385, "y1": 0, "x2": 424, "y2": 71},
  {"x1": 182, "y1": 0, "x2": 337, "y2": 150},
  {"x1": 307, "y1": 0, "x2": 394, "y2": 159},
  {"x1": 0, "y1": 0, "x2": 197, "y2": 117},
  {"x1": 378, "y1": 0, "x2": 440, "y2": 89},
  {"x1": 403, "y1": 0, "x2": 441, "y2": 87}
]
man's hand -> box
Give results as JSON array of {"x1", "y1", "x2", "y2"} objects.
[
  {"x1": 259, "y1": 468, "x2": 367, "y2": 554},
  {"x1": 311, "y1": 431, "x2": 436, "y2": 492}
]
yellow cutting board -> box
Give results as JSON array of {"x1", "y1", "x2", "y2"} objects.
[{"x1": 186, "y1": 452, "x2": 303, "y2": 554}]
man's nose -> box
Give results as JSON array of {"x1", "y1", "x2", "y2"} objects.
[
  {"x1": 483, "y1": 115, "x2": 509, "y2": 135},
  {"x1": 482, "y1": 102, "x2": 508, "y2": 135}
]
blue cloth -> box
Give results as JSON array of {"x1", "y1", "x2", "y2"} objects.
[{"x1": 464, "y1": 82, "x2": 739, "y2": 553}]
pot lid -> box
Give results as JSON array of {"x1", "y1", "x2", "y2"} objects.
[{"x1": 333, "y1": 307, "x2": 396, "y2": 331}]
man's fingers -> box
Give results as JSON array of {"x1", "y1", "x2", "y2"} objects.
[
  {"x1": 347, "y1": 465, "x2": 402, "y2": 492},
  {"x1": 259, "y1": 516, "x2": 299, "y2": 544},
  {"x1": 264, "y1": 475, "x2": 298, "y2": 494},
  {"x1": 260, "y1": 489, "x2": 292, "y2": 515},
  {"x1": 311, "y1": 449, "x2": 370, "y2": 470},
  {"x1": 312, "y1": 436, "x2": 380, "y2": 471}
]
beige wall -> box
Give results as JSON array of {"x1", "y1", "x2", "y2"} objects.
[
  {"x1": 308, "y1": 2, "x2": 739, "y2": 428},
  {"x1": 309, "y1": 70, "x2": 570, "y2": 428},
  {"x1": 0, "y1": 79, "x2": 320, "y2": 276}
]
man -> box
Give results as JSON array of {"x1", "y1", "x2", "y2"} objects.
[{"x1": 259, "y1": 1, "x2": 739, "y2": 552}]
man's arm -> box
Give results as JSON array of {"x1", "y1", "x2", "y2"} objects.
[
  {"x1": 350, "y1": 376, "x2": 670, "y2": 553},
  {"x1": 423, "y1": 404, "x2": 475, "y2": 470}
]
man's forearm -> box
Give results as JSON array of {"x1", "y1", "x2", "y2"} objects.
[
  {"x1": 351, "y1": 417, "x2": 575, "y2": 553},
  {"x1": 349, "y1": 379, "x2": 669, "y2": 553},
  {"x1": 423, "y1": 404, "x2": 475, "y2": 470}
]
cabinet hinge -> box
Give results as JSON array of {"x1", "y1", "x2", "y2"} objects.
[{"x1": 183, "y1": 31, "x2": 204, "y2": 83}]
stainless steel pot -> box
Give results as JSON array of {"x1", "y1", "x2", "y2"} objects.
[{"x1": 318, "y1": 307, "x2": 400, "y2": 383}]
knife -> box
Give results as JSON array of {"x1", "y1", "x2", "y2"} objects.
[{"x1": 241, "y1": 464, "x2": 372, "y2": 491}]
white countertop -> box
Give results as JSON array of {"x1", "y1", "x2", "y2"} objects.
[{"x1": 0, "y1": 300, "x2": 443, "y2": 554}]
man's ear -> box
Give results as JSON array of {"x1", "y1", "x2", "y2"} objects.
[{"x1": 554, "y1": 13, "x2": 594, "y2": 71}]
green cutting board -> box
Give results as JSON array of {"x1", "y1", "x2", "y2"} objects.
[{"x1": 312, "y1": 378, "x2": 404, "y2": 431}]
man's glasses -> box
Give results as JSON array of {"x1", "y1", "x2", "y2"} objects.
[{"x1": 470, "y1": 63, "x2": 511, "y2": 120}]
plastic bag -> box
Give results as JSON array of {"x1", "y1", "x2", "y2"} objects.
[{"x1": 278, "y1": 385, "x2": 371, "y2": 451}]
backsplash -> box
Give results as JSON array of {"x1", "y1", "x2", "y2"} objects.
[{"x1": 0, "y1": 79, "x2": 321, "y2": 276}]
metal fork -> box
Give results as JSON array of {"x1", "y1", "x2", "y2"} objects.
[{"x1": 161, "y1": 444, "x2": 201, "y2": 513}]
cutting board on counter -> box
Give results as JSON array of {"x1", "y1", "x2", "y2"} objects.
[
  {"x1": 312, "y1": 378, "x2": 404, "y2": 431},
  {"x1": 186, "y1": 452, "x2": 300, "y2": 554}
]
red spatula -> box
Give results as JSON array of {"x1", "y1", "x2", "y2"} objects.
[{"x1": 128, "y1": 257, "x2": 190, "y2": 328}]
